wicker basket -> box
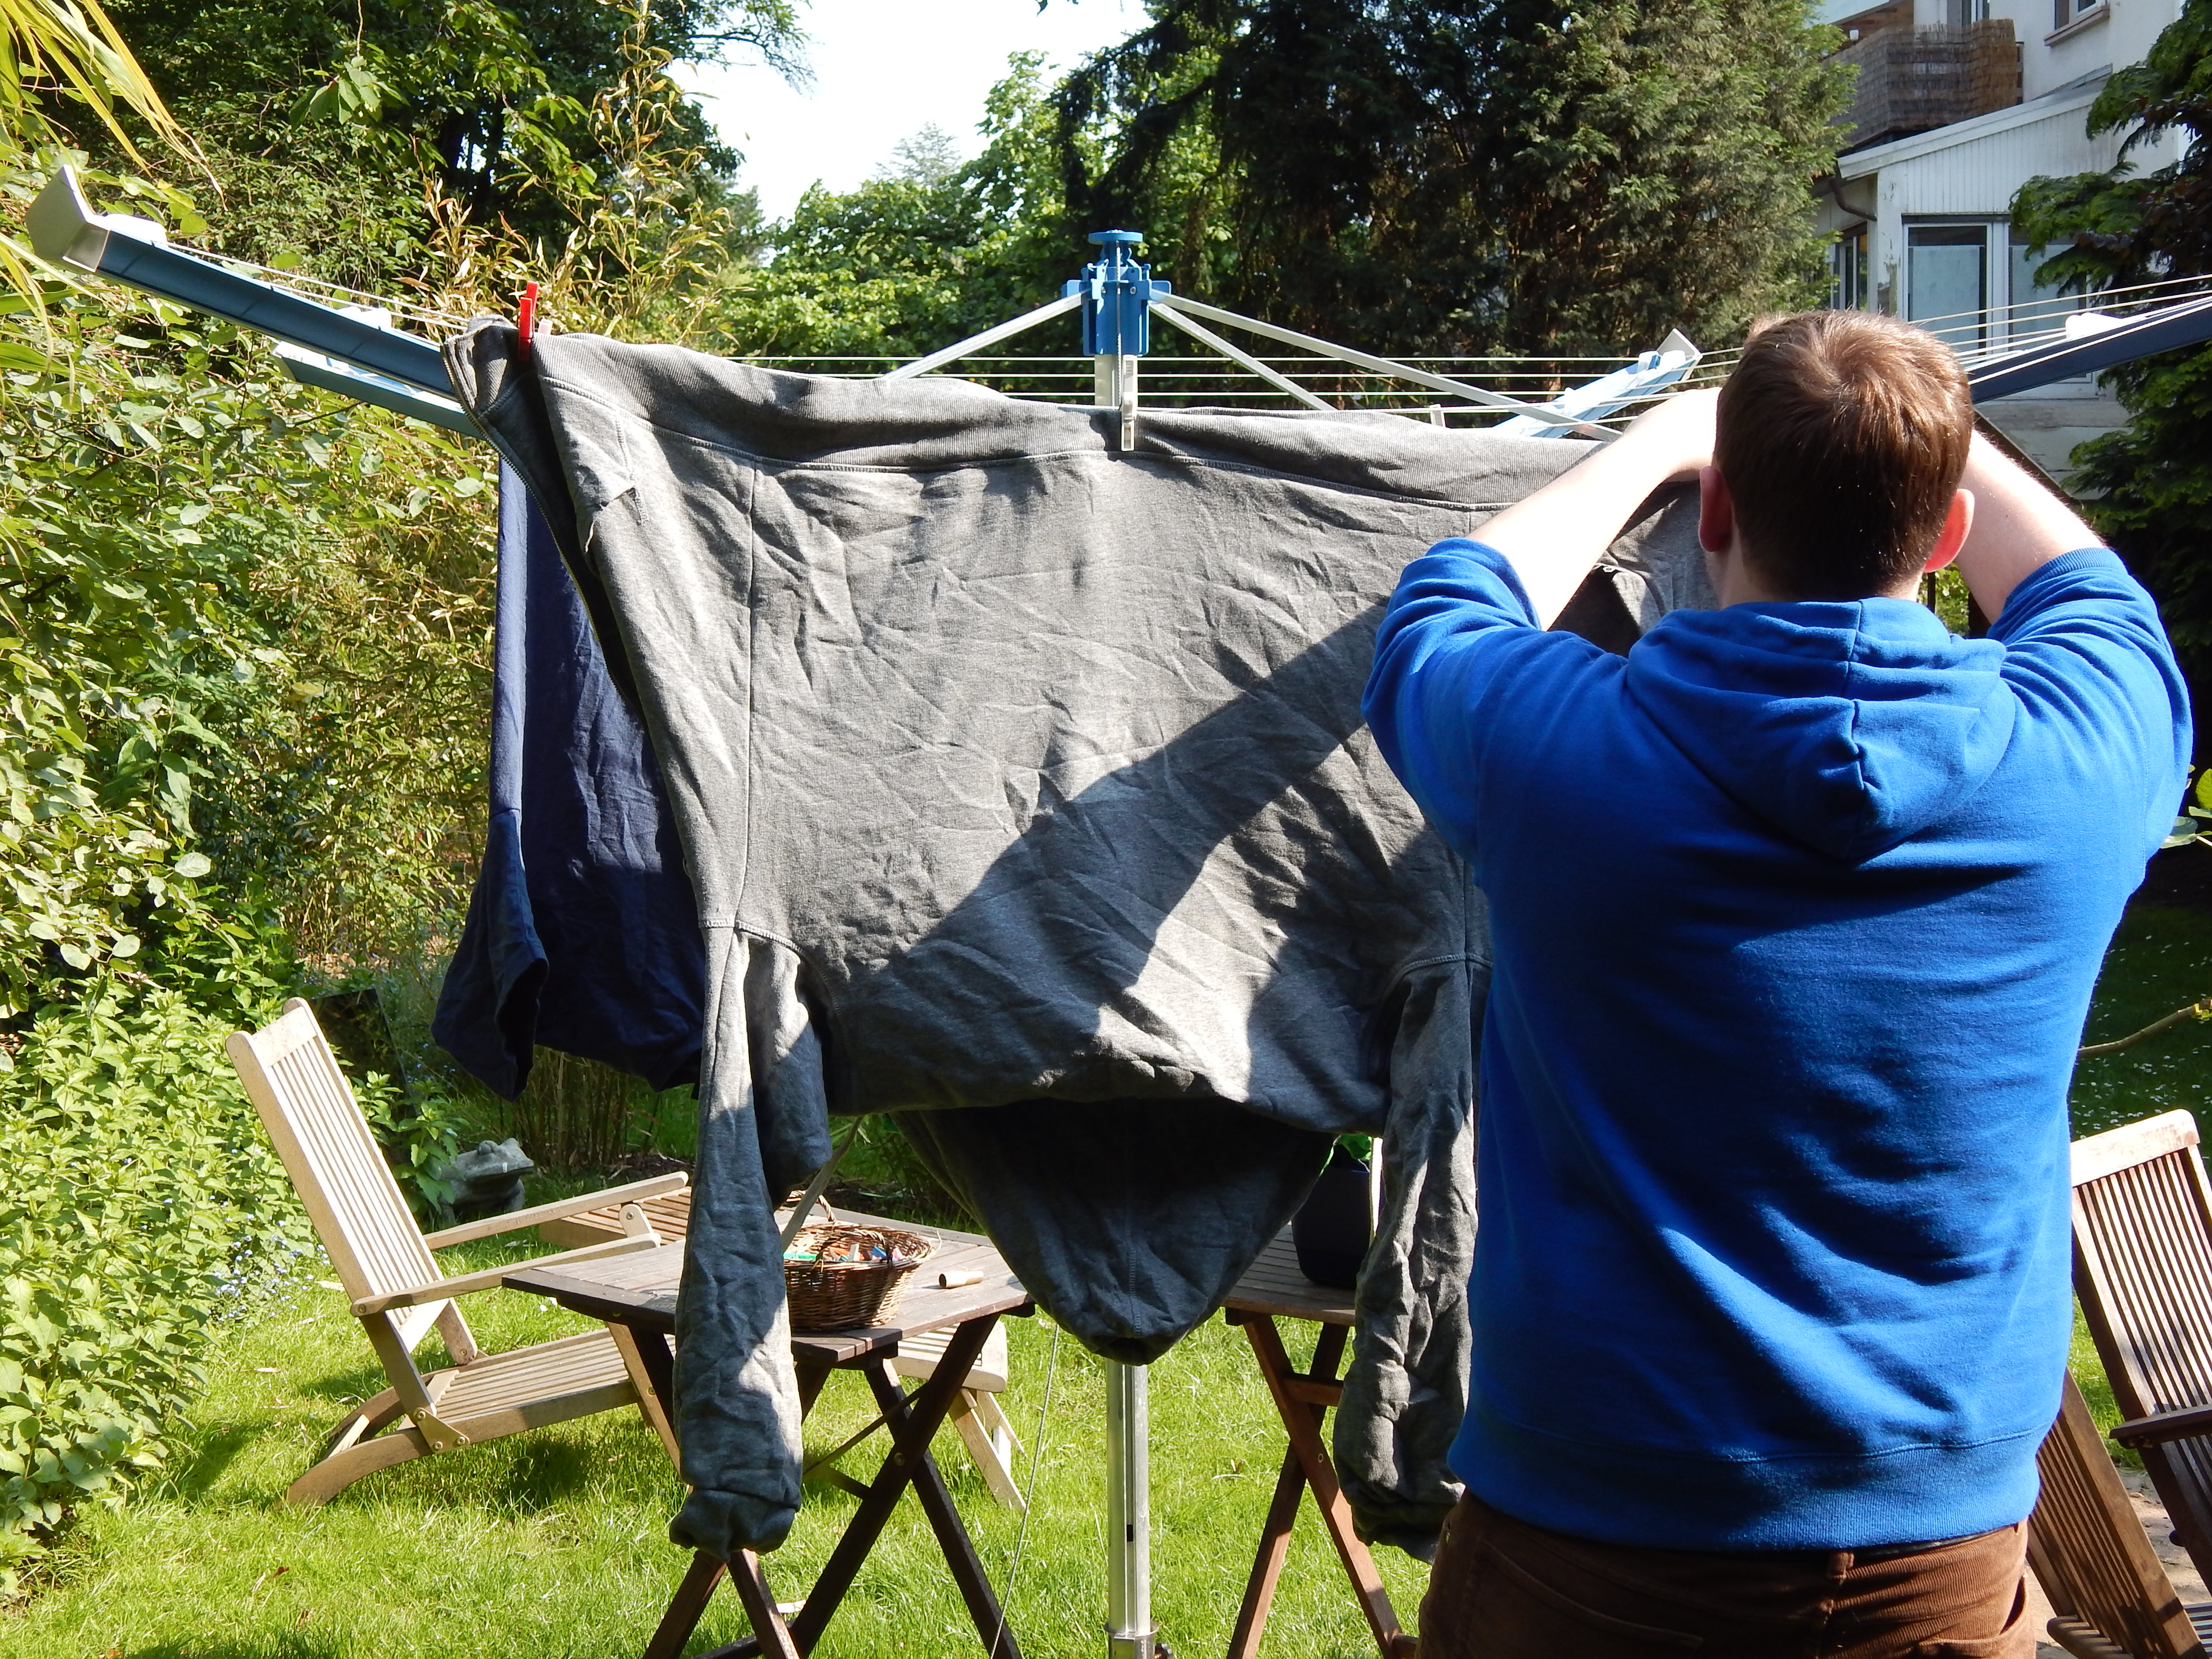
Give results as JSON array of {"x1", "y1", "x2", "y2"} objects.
[{"x1": 783, "y1": 1224, "x2": 933, "y2": 1332}]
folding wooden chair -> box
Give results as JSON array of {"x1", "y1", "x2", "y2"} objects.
[
  {"x1": 544, "y1": 1186, "x2": 1026, "y2": 1508},
  {"x1": 2070, "y1": 1111, "x2": 2212, "y2": 1585},
  {"x1": 226, "y1": 998, "x2": 689, "y2": 1505},
  {"x1": 2031, "y1": 1371, "x2": 2209, "y2": 1658}
]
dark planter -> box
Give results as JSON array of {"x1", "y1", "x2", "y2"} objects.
[{"x1": 1292, "y1": 1146, "x2": 1373, "y2": 1291}]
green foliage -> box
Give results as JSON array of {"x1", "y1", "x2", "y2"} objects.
[
  {"x1": 352, "y1": 1069, "x2": 479, "y2": 1217},
  {"x1": 1057, "y1": 0, "x2": 1849, "y2": 355},
  {"x1": 2164, "y1": 764, "x2": 2212, "y2": 849},
  {"x1": 0, "y1": 982, "x2": 310, "y2": 1590},
  {"x1": 0, "y1": 245, "x2": 496, "y2": 1002},
  {"x1": 2012, "y1": 0, "x2": 2212, "y2": 744},
  {"x1": 706, "y1": 55, "x2": 1079, "y2": 359},
  {"x1": 1922, "y1": 564, "x2": 1974, "y2": 636},
  {"x1": 107, "y1": 0, "x2": 801, "y2": 234},
  {"x1": 0, "y1": 245, "x2": 496, "y2": 1573}
]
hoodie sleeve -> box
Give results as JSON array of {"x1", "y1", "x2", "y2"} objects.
[
  {"x1": 1363, "y1": 539, "x2": 1609, "y2": 862},
  {"x1": 1988, "y1": 548, "x2": 2193, "y2": 861}
]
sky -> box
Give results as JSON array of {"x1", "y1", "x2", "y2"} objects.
[{"x1": 679, "y1": 0, "x2": 1147, "y2": 223}]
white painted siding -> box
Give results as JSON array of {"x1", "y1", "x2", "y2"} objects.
[{"x1": 1869, "y1": 95, "x2": 2123, "y2": 214}]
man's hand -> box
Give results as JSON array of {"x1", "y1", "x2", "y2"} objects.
[{"x1": 1473, "y1": 390, "x2": 1717, "y2": 627}]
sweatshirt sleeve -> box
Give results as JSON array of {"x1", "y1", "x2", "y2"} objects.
[
  {"x1": 1362, "y1": 538, "x2": 1598, "y2": 861},
  {"x1": 1989, "y1": 548, "x2": 2194, "y2": 861}
]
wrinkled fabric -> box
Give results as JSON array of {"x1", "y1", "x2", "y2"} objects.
[
  {"x1": 443, "y1": 321, "x2": 1709, "y2": 1560},
  {"x1": 433, "y1": 462, "x2": 706, "y2": 1097}
]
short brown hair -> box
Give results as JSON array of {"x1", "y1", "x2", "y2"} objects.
[{"x1": 1715, "y1": 311, "x2": 1972, "y2": 601}]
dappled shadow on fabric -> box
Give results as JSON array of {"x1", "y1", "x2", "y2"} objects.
[{"x1": 887, "y1": 602, "x2": 1449, "y2": 1360}]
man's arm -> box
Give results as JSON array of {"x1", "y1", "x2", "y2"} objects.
[
  {"x1": 1472, "y1": 391, "x2": 1718, "y2": 626},
  {"x1": 1951, "y1": 430, "x2": 2106, "y2": 622}
]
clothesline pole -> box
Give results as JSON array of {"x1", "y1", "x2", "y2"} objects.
[{"x1": 1104, "y1": 1359, "x2": 1156, "y2": 1659}]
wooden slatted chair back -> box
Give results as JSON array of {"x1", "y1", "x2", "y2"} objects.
[
  {"x1": 2031, "y1": 1371, "x2": 2205, "y2": 1659},
  {"x1": 226, "y1": 997, "x2": 442, "y2": 1307},
  {"x1": 2073, "y1": 1110, "x2": 2212, "y2": 1575}
]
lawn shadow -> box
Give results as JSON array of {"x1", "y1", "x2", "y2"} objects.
[
  {"x1": 117, "y1": 1637, "x2": 352, "y2": 1659},
  {"x1": 285, "y1": 1362, "x2": 386, "y2": 1411},
  {"x1": 474, "y1": 1429, "x2": 605, "y2": 1509},
  {"x1": 160, "y1": 1423, "x2": 263, "y2": 1500}
]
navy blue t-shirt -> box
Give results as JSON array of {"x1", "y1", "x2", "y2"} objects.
[{"x1": 1363, "y1": 542, "x2": 2189, "y2": 1548}]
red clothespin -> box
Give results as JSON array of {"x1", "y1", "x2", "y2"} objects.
[{"x1": 516, "y1": 280, "x2": 540, "y2": 363}]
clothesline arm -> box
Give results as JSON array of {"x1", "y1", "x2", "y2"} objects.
[
  {"x1": 1147, "y1": 303, "x2": 1335, "y2": 412},
  {"x1": 878, "y1": 293, "x2": 1084, "y2": 382},
  {"x1": 1151, "y1": 293, "x2": 1623, "y2": 440}
]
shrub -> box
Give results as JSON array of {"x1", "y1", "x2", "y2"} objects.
[{"x1": 0, "y1": 983, "x2": 310, "y2": 1590}]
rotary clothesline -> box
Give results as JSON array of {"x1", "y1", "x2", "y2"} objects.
[
  {"x1": 25, "y1": 168, "x2": 1695, "y2": 446},
  {"x1": 32, "y1": 166, "x2": 2205, "y2": 442}
]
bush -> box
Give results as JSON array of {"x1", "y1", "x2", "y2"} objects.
[{"x1": 0, "y1": 984, "x2": 310, "y2": 1590}]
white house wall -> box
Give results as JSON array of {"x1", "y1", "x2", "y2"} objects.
[
  {"x1": 1904, "y1": 0, "x2": 2180, "y2": 100},
  {"x1": 1835, "y1": 88, "x2": 2126, "y2": 309}
]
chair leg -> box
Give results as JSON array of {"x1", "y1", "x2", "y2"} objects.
[
  {"x1": 950, "y1": 1390, "x2": 1026, "y2": 1512},
  {"x1": 971, "y1": 1389, "x2": 1022, "y2": 1462},
  {"x1": 283, "y1": 1423, "x2": 434, "y2": 1507},
  {"x1": 646, "y1": 1549, "x2": 729, "y2": 1659},
  {"x1": 608, "y1": 1323, "x2": 682, "y2": 1466},
  {"x1": 321, "y1": 1385, "x2": 410, "y2": 1458}
]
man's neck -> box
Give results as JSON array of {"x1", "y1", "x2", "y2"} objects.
[{"x1": 1708, "y1": 540, "x2": 1921, "y2": 608}]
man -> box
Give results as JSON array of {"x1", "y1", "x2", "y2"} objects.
[{"x1": 1363, "y1": 311, "x2": 2191, "y2": 1657}]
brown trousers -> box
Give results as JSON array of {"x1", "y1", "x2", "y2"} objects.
[{"x1": 1418, "y1": 1492, "x2": 2033, "y2": 1659}]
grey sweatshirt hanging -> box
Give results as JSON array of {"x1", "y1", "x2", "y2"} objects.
[{"x1": 443, "y1": 322, "x2": 1708, "y2": 1561}]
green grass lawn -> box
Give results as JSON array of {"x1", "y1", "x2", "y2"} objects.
[
  {"x1": 2070, "y1": 902, "x2": 2212, "y2": 1139},
  {"x1": 1, "y1": 1229, "x2": 1428, "y2": 1659}
]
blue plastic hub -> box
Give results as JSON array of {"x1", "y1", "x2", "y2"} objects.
[{"x1": 1063, "y1": 229, "x2": 1172, "y2": 358}]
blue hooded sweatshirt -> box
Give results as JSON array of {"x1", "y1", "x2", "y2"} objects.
[{"x1": 1362, "y1": 542, "x2": 2190, "y2": 1550}]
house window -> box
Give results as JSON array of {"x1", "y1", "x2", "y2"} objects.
[
  {"x1": 1908, "y1": 223, "x2": 1991, "y2": 348},
  {"x1": 1948, "y1": 0, "x2": 1990, "y2": 21},
  {"x1": 2007, "y1": 225, "x2": 2081, "y2": 341},
  {"x1": 2053, "y1": 0, "x2": 2105, "y2": 30},
  {"x1": 1830, "y1": 227, "x2": 1871, "y2": 310}
]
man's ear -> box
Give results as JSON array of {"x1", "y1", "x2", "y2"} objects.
[
  {"x1": 1922, "y1": 488, "x2": 1975, "y2": 573},
  {"x1": 1698, "y1": 466, "x2": 1734, "y2": 554}
]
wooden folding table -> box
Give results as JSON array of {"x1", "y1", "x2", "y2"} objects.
[
  {"x1": 1221, "y1": 1231, "x2": 1418, "y2": 1659},
  {"x1": 506, "y1": 1213, "x2": 1033, "y2": 1659}
]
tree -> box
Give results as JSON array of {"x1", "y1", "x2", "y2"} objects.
[
  {"x1": 104, "y1": 0, "x2": 804, "y2": 236},
  {"x1": 879, "y1": 123, "x2": 964, "y2": 187},
  {"x1": 2012, "y1": 0, "x2": 2212, "y2": 756},
  {"x1": 1056, "y1": 0, "x2": 1849, "y2": 357},
  {"x1": 707, "y1": 54, "x2": 1081, "y2": 358},
  {"x1": 0, "y1": 0, "x2": 199, "y2": 306}
]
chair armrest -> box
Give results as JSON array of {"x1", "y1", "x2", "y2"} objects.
[
  {"x1": 419, "y1": 1171, "x2": 688, "y2": 1250},
  {"x1": 2111, "y1": 1404, "x2": 2212, "y2": 1449},
  {"x1": 351, "y1": 1233, "x2": 658, "y2": 1317}
]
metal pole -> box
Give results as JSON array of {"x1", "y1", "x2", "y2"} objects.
[
  {"x1": 1094, "y1": 354, "x2": 1140, "y2": 451},
  {"x1": 1105, "y1": 1359, "x2": 1156, "y2": 1659}
]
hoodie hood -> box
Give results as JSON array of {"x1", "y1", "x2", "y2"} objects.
[{"x1": 1623, "y1": 599, "x2": 2016, "y2": 863}]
